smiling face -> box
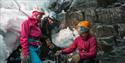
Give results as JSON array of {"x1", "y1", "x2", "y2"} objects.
[
  {"x1": 45, "y1": 38, "x2": 52, "y2": 47},
  {"x1": 48, "y1": 18, "x2": 54, "y2": 25},
  {"x1": 32, "y1": 11, "x2": 45, "y2": 22},
  {"x1": 36, "y1": 14, "x2": 43, "y2": 21}
]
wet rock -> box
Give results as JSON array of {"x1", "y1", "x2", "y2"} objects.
[
  {"x1": 65, "y1": 11, "x2": 83, "y2": 27},
  {"x1": 113, "y1": 2, "x2": 122, "y2": 7},
  {"x1": 91, "y1": 24, "x2": 116, "y2": 37},
  {"x1": 83, "y1": 8, "x2": 96, "y2": 25},
  {"x1": 97, "y1": 40, "x2": 113, "y2": 54},
  {"x1": 117, "y1": 0, "x2": 125, "y2": 3},
  {"x1": 71, "y1": 0, "x2": 97, "y2": 10},
  {"x1": 118, "y1": 24, "x2": 125, "y2": 39},
  {"x1": 121, "y1": 3, "x2": 125, "y2": 7},
  {"x1": 95, "y1": 7, "x2": 124, "y2": 24},
  {"x1": 97, "y1": 0, "x2": 117, "y2": 7}
]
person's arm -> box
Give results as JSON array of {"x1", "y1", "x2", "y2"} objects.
[
  {"x1": 62, "y1": 39, "x2": 77, "y2": 54},
  {"x1": 80, "y1": 37, "x2": 97, "y2": 59},
  {"x1": 20, "y1": 21, "x2": 30, "y2": 57}
]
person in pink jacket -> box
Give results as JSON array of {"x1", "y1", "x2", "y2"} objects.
[
  {"x1": 56, "y1": 21, "x2": 97, "y2": 63},
  {"x1": 20, "y1": 11, "x2": 45, "y2": 63}
]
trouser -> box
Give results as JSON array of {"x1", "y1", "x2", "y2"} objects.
[
  {"x1": 29, "y1": 46, "x2": 42, "y2": 63},
  {"x1": 78, "y1": 58, "x2": 95, "y2": 63}
]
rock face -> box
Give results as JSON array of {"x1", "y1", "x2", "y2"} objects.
[
  {"x1": 71, "y1": 0, "x2": 97, "y2": 10},
  {"x1": 97, "y1": 0, "x2": 116, "y2": 7},
  {"x1": 96, "y1": 7, "x2": 123, "y2": 24}
]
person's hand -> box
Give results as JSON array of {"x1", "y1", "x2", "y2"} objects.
[
  {"x1": 71, "y1": 53, "x2": 80, "y2": 63},
  {"x1": 24, "y1": 55, "x2": 30, "y2": 59},
  {"x1": 22, "y1": 55, "x2": 31, "y2": 63},
  {"x1": 21, "y1": 52, "x2": 31, "y2": 63},
  {"x1": 55, "y1": 50, "x2": 62, "y2": 56},
  {"x1": 49, "y1": 44, "x2": 55, "y2": 49}
]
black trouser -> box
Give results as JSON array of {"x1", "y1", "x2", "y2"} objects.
[{"x1": 78, "y1": 58, "x2": 95, "y2": 63}]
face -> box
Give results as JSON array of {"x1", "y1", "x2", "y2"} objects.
[
  {"x1": 45, "y1": 38, "x2": 51, "y2": 46},
  {"x1": 36, "y1": 14, "x2": 43, "y2": 21},
  {"x1": 77, "y1": 26, "x2": 89, "y2": 38},
  {"x1": 48, "y1": 18, "x2": 54, "y2": 24},
  {"x1": 80, "y1": 32, "x2": 89, "y2": 38}
]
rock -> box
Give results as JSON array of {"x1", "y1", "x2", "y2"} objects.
[
  {"x1": 121, "y1": 3, "x2": 125, "y2": 7},
  {"x1": 84, "y1": 8, "x2": 96, "y2": 25},
  {"x1": 117, "y1": 0, "x2": 125, "y2": 3},
  {"x1": 118, "y1": 24, "x2": 125, "y2": 38},
  {"x1": 113, "y1": 2, "x2": 122, "y2": 7},
  {"x1": 65, "y1": 11, "x2": 83, "y2": 27},
  {"x1": 123, "y1": 37, "x2": 125, "y2": 39},
  {"x1": 95, "y1": 7, "x2": 124, "y2": 24},
  {"x1": 97, "y1": 40, "x2": 113, "y2": 54},
  {"x1": 71, "y1": 0, "x2": 97, "y2": 10},
  {"x1": 97, "y1": 0, "x2": 117, "y2": 7},
  {"x1": 91, "y1": 24, "x2": 116, "y2": 37}
]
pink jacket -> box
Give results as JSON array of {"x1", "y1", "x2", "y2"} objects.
[
  {"x1": 20, "y1": 17, "x2": 42, "y2": 56},
  {"x1": 62, "y1": 35, "x2": 97, "y2": 59}
]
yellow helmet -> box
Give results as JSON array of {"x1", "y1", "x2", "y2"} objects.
[
  {"x1": 77, "y1": 20, "x2": 90, "y2": 28},
  {"x1": 77, "y1": 20, "x2": 90, "y2": 33}
]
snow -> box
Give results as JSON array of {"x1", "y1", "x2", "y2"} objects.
[
  {"x1": 52, "y1": 27, "x2": 79, "y2": 48},
  {"x1": 0, "y1": 35, "x2": 8, "y2": 63},
  {"x1": 0, "y1": 8, "x2": 28, "y2": 32},
  {"x1": 0, "y1": 0, "x2": 52, "y2": 62}
]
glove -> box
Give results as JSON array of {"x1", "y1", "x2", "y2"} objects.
[
  {"x1": 21, "y1": 52, "x2": 31, "y2": 63},
  {"x1": 71, "y1": 53, "x2": 80, "y2": 63}
]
